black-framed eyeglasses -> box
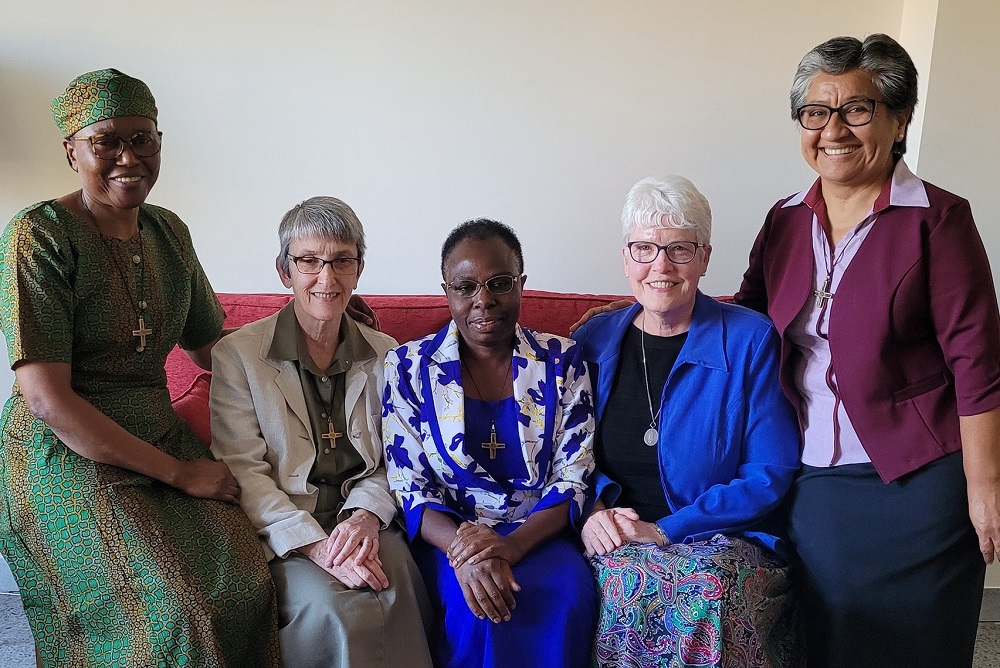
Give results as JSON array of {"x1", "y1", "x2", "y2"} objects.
[
  {"x1": 796, "y1": 99, "x2": 878, "y2": 130},
  {"x1": 72, "y1": 131, "x2": 163, "y2": 160},
  {"x1": 288, "y1": 255, "x2": 361, "y2": 275},
  {"x1": 443, "y1": 274, "x2": 523, "y2": 298},
  {"x1": 627, "y1": 240, "x2": 705, "y2": 264}
]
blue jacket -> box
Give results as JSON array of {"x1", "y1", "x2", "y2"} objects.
[{"x1": 572, "y1": 291, "x2": 800, "y2": 552}]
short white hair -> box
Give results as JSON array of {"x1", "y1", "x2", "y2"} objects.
[{"x1": 621, "y1": 175, "x2": 712, "y2": 245}]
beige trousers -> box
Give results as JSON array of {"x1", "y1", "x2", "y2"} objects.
[{"x1": 270, "y1": 527, "x2": 433, "y2": 668}]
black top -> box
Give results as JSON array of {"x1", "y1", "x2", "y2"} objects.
[{"x1": 597, "y1": 323, "x2": 687, "y2": 522}]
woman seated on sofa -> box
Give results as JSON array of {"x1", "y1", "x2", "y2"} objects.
[
  {"x1": 209, "y1": 196, "x2": 432, "y2": 668},
  {"x1": 382, "y1": 219, "x2": 598, "y2": 667},
  {"x1": 571, "y1": 177, "x2": 801, "y2": 667}
]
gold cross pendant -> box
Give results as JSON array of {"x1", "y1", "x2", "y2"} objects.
[
  {"x1": 133, "y1": 316, "x2": 153, "y2": 352},
  {"x1": 482, "y1": 425, "x2": 505, "y2": 460},
  {"x1": 320, "y1": 420, "x2": 343, "y2": 449}
]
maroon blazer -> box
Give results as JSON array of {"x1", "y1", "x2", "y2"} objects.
[{"x1": 735, "y1": 178, "x2": 1000, "y2": 482}]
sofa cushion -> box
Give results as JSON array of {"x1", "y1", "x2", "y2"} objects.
[{"x1": 171, "y1": 372, "x2": 212, "y2": 446}]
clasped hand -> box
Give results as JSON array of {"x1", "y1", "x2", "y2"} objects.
[
  {"x1": 301, "y1": 510, "x2": 388, "y2": 590},
  {"x1": 448, "y1": 522, "x2": 521, "y2": 623},
  {"x1": 581, "y1": 507, "x2": 666, "y2": 556}
]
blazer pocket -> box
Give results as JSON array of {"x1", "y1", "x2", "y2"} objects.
[{"x1": 892, "y1": 372, "x2": 947, "y2": 403}]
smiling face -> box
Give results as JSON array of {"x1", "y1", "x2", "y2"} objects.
[
  {"x1": 64, "y1": 116, "x2": 160, "y2": 212},
  {"x1": 442, "y1": 236, "x2": 524, "y2": 353},
  {"x1": 278, "y1": 234, "x2": 363, "y2": 333},
  {"x1": 800, "y1": 69, "x2": 908, "y2": 193},
  {"x1": 624, "y1": 226, "x2": 710, "y2": 331}
]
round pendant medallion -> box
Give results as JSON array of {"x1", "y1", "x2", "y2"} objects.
[{"x1": 643, "y1": 427, "x2": 658, "y2": 446}]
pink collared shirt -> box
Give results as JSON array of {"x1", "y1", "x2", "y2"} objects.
[{"x1": 786, "y1": 160, "x2": 931, "y2": 466}]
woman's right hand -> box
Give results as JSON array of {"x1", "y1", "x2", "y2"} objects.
[
  {"x1": 455, "y1": 557, "x2": 520, "y2": 623},
  {"x1": 568, "y1": 299, "x2": 634, "y2": 334},
  {"x1": 582, "y1": 507, "x2": 640, "y2": 556},
  {"x1": 174, "y1": 458, "x2": 241, "y2": 504},
  {"x1": 300, "y1": 538, "x2": 390, "y2": 590}
]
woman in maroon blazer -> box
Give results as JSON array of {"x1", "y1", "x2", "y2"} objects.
[{"x1": 735, "y1": 34, "x2": 1000, "y2": 667}]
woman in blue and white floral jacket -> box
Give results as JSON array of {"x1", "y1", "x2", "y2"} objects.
[{"x1": 382, "y1": 219, "x2": 597, "y2": 668}]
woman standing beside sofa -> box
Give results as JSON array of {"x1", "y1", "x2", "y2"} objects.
[
  {"x1": 0, "y1": 69, "x2": 278, "y2": 665},
  {"x1": 210, "y1": 196, "x2": 433, "y2": 668}
]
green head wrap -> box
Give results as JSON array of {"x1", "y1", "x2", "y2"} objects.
[{"x1": 51, "y1": 68, "x2": 158, "y2": 138}]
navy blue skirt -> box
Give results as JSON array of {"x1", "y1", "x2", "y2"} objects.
[{"x1": 787, "y1": 451, "x2": 985, "y2": 668}]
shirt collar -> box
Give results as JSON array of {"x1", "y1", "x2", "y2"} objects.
[
  {"x1": 781, "y1": 159, "x2": 929, "y2": 211},
  {"x1": 267, "y1": 300, "x2": 376, "y2": 372}
]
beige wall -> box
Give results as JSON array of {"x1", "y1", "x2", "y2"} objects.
[
  {"x1": 2, "y1": 1, "x2": 996, "y2": 590},
  {"x1": 915, "y1": 0, "x2": 1000, "y2": 588}
]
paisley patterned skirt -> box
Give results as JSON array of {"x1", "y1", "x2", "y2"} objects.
[{"x1": 590, "y1": 535, "x2": 801, "y2": 668}]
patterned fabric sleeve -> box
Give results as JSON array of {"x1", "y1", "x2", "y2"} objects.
[
  {"x1": 150, "y1": 207, "x2": 224, "y2": 351},
  {"x1": 0, "y1": 206, "x2": 75, "y2": 366},
  {"x1": 382, "y1": 344, "x2": 462, "y2": 540},
  {"x1": 536, "y1": 340, "x2": 595, "y2": 525}
]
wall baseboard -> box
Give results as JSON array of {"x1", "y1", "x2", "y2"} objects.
[{"x1": 983, "y1": 588, "x2": 1000, "y2": 622}]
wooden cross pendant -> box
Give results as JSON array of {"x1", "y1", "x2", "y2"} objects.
[
  {"x1": 132, "y1": 315, "x2": 153, "y2": 352},
  {"x1": 813, "y1": 276, "x2": 834, "y2": 308},
  {"x1": 482, "y1": 425, "x2": 505, "y2": 460},
  {"x1": 320, "y1": 421, "x2": 343, "y2": 449}
]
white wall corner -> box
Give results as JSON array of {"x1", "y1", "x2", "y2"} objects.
[{"x1": 898, "y1": 0, "x2": 940, "y2": 173}]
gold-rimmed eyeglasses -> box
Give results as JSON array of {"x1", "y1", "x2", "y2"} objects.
[
  {"x1": 443, "y1": 274, "x2": 523, "y2": 298},
  {"x1": 71, "y1": 131, "x2": 163, "y2": 160}
]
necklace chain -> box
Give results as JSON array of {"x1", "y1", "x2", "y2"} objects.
[
  {"x1": 93, "y1": 213, "x2": 151, "y2": 352},
  {"x1": 640, "y1": 312, "x2": 662, "y2": 447},
  {"x1": 462, "y1": 355, "x2": 514, "y2": 460}
]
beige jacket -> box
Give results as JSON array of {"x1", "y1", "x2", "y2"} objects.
[{"x1": 209, "y1": 310, "x2": 398, "y2": 560}]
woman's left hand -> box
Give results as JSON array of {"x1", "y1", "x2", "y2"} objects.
[
  {"x1": 448, "y1": 522, "x2": 518, "y2": 570},
  {"x1": 968, "y1": 480, "x2": 1000, "y2": 564},
  {"x1": 325, "y1": 509, "x2": 381, "y2": 568},
  {"x1": 612, "y1": 514, "x2": 668, "y2": 547}
]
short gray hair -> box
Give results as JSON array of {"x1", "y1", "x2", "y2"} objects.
[
  {"x1": 621, "y1": 176, "x2": 712, "y2": 245},
  {"x1": 790, "y1": 33, "x2": 918, "y2": 157},
  {"x1": 277, "y1": 196, "x2": 367, "y2": 273}
]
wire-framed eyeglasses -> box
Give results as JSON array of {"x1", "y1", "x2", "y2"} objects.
[
  {"x1": 796, "y1": 99, "x2": 878, "y2": 130},
  {"x1": 627, "y1": 240, "x2": 705, "y2": 264},
  {"x1": 443, "y1": 274, "x2": 523, "y2": 298},
  {"x1": 288, "y1": 255, "x2": 361, "y2": 275},
  {"x1": 72, "y1": 131, "x2": 163, "y2": 160}
]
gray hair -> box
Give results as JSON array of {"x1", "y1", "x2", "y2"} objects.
[
  {"x1": 277, "y1": 196, "x2": 367, "y2": 273},
  {"x1": 790, "y1": 33, "x2": 918, "y2": 157},
  {"x1": 621, "y1": 176, "x2": 712, "y2": 245}
]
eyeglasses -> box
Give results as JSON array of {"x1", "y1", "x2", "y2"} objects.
[
  {"x1": 72, "y1": 131, "x2": 163, "y2": 160},
  {"x1": 443, "y1": 274, "x2": 522, "y2": 298},
  {"x1": 288, "y1": 255, "x2": 361, "y2": 275},
  {"x1": 627, "y1": 240, "x2": 705, "y2": 264},
  {"x1": 796, "y1": 99, "x2": 878, "y2": 130}
]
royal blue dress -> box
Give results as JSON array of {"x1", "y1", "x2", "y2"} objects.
[{"x1": 383, "y1": 322, "x2": 598, "y2": 668}]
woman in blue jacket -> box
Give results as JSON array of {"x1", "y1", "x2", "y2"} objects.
[{"x1": 572, "y1": 176, "x2": 801, "y2": 668}]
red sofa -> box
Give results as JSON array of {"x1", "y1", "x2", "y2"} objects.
[{"x1": 167, "y1": 290, "x2": 628, "y2": 444}]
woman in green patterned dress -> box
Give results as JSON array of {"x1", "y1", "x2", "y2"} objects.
[{"x1": 0, "y1": 69, "x2": 280, "y2": 666}]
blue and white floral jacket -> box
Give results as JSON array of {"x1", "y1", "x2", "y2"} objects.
[{"x1": 382, "y1": 321, "x2": 595, "y2": 539}]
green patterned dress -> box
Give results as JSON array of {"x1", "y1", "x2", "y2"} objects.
[{"x1": 0, "y1": 201, "x2": 280, "y2": 667}]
